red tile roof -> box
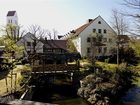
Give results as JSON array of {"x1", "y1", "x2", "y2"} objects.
[
  {"x1": 74, "y1": 24, "x2": 90, "y2": 36},
  {"x1": 7, "y1": 11, "x2": 16, "y2": 16},
  {"x1": 71, "y1": 16, "x2": 98, "y2": 37}
]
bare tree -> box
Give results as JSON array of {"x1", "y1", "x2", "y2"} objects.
[
  {"x1": 46, "y1": 29, "x2": 58, "y2": 40},
  {"x1": 28, "y1": 24, "x2": 47, "y2": 39},
  {"x1": 122, "y1": 0, "x2": 140, "y2": 35},
  {"x1": 27, "y1": 25, "x2": 47, "y2": 54},
  {"x1": 111, "y1": 9, "x2": 129, "y2": 35},
  {"x1": 111, "y1": 9, "x2": 129, "y2": 65},
  {"x1": 89, "y1": 33, "x2": 104, "y2": 66},
  {"x1": 22, "y1": 25, "x2": 58, "y2": 55},
  {"x1": 123, "y1": 0, "x2": 140, "y2": 12},
  {"x1": 1, "y1": 24, "x2": 25, "y2": 42}
]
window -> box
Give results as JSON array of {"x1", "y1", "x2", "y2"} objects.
[
  {"x1": 87, "y1": 47, "x2": 91, "y2": 53},
  {"x1": 27, "y1": 42, "x2": 31, "y2": 46},
  {"x1": 92, "y1": 37, "x2": 96, "y2": 42},
  {"x1": 103, "y1": 47, "x2": 107, "y2": 53},
  {"x1": 87, "y1": 37, "x2": 91, "y2": 42},
  {"x1": 98, "y1": 47, "x2": 102, "y2": 53},
  {"x1": 103, "y1": 38, "x2": 107, "y2": 42},
  {"x1": 98, "y1": 21, "x2": 101, "y2": 24},
  {"x1": 32, "y1": 42, "x2": 36, "y2": 47},
  {"x1": 104, "y1": 29, "x2": 107, "y2": 33},
  {"x1": 8, "y1": 20, "x2": 10, "y2": 23},
  {"x1": 98, "y1": 29, "x2": 102, "y2": 33},
  {"x1": 98, "y1": 37, "x2": 102, "y2": 42},
  {"x1": 27, "y1": 51, "x2": 31, "y2": 54},
  {"x1": 46, "y1": 49, "x2": 53, "y2": 53},
  {"x1": 93, "y1": 29, "x2": 96, "y2": 33},
  {"x1": 55, "y1": 49, "x2": 61, "y2": 53},
  {"x1": 109, "y1": 38, "x2": 112, "y2": 42}
]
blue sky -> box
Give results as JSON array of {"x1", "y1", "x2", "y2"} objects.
[{"x1": 0, "y1": 0, "x2": 125, "y2": 35}]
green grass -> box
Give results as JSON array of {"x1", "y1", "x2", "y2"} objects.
[
  {"x1": 15, "y1": 64, "x2": 31, "y2": 72},
  {"x1": 79, "y1": 59, "x2": 118, "y2": 71},
  {"x1": 0, "y1": 65, "x2": 31, "y2": 96},
  {"x1": 95, "y1": 61, "x2": 117, "y2": 71}
]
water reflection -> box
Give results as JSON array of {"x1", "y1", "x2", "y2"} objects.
[
  {"x1": 53, "y1": 98, "x2": 88, "y2": 105},
  {"x1": 123, "y1": 87, "x2": 140, "y2": 105},
  {"x1": 31, "y1": 83, "x2": 89, "y2": 105}
]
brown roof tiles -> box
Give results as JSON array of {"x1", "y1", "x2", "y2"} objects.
[
  {"x1": 71, "y1": 16, "x2": 98, "y2": 37},
  {"x1": 43, "y1": 40, "x2": 67, "y2": 50}
]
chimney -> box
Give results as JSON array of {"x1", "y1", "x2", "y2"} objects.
[
  {"x1": 70, "y1": 30, "x2": 76, "y2": 34},
  {"x1": 88, "y1": 19, "x2": 93, "y2": 23}
]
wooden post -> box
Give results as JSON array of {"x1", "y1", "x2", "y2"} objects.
[
  {"x1": 14, "y1": 73, "x2": 17, "y2": 92},
  {"x1": 54, "y1": 60, "x2": 56, "y2": 73},
  {"x1": 5, "y1": 78, "x2": 8, "y2": 92},
  {"x1": 11, "y1": 71, "x2": 13, "y2": 93},
  {"x1": 43, "y1": 58, "x2": 45, "y2": 74},
  {"x1": 76, "y1": 60, "x2": 80, "y2": 70},
  {"x1": 70, "y1": 72, "x2": 73, "y2": 82}
]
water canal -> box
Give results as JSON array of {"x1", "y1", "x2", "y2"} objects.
[
  {"x1": 29, "y1": 74, "x2": 140, "y2": 105},
  {"x1": 31, "y1": 82, "x2": 88, "y2": 105},
  {"x1": 122, "y1": 87, "x2": 140, "y2": 105},
  {"x1": 31, "y1": 87, "x2": 140, "y2": 105}
]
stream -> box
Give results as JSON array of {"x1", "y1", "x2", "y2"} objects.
[
  {"x1": 31, "y1": 86, "x2": 140, "y2": 105},
  {"x1": 30, "y1": 74, "x2": 140, "y2": 105},
  {"x1": 122, "y1": 87, "x2": 140, "y2": 105}
]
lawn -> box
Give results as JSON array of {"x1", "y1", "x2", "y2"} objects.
[
  {"x1": 0, "y1": 65, "x2": 31, "y2": 96},
  {"x1": 95, "y1": 61, "x2": 118, "y2": 71},
  {"x1": 79, "y1": 59, "x2": 118, "y2": 71}
]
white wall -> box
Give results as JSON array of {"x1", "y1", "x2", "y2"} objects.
[
  {"x1": 72, "y1": 37, "x2": 81, "y2": 54},
  {"x1": 74, "y1": 16, "x2": 117, "y2": 57},
  {"x1": 17, "y1": 33, "x2": 44, "y2": 56},
  {"x1": 7, "y1": 12, "x2": 18, "y2": 26}
]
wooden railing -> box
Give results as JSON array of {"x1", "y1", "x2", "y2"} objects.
[{"x1": 32, "y1": 64, "x2": 79, "y2": 72}]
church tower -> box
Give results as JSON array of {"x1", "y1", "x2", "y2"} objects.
[{"x1": 6, "y1": 11, "x2": 19, "y2": 41}]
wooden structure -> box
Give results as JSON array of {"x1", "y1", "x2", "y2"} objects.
[{"x1": 29, "y1": 53, "x2": 80, "y2": 73}]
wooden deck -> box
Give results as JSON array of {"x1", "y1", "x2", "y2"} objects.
[{"x1": 32, "y1": 64, "x2": 79, "y2": 73}]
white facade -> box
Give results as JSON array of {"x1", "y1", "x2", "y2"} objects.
[
  {"x1": 6, "y1": 11, "x2": 19, "y2": 39},
  {"x1": 64, "y1": 16, "x2": 117, "y2": 57},
  {"x1": 17, "y1": 32, "x2": 44, "y2": 56},
  {"x1": 72, "y1": 37, "x2": 81, "y2": 55},
  {"x1": 7, "y1": 12, "x2": 18, "y2": 26}
]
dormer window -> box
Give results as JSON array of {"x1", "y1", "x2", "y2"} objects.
[{"x1": 98, "y1": 21, "x2": 101, "y2": 24}]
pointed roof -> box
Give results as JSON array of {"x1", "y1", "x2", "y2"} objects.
[
  {"x1": 71, "y1": 16, "x2": 99, "y2": 37},
  {"x1": 7, "y1": 11, "x2": 16, "y2": 16},
  {"x1": 69, "y1": 16, "x2": 116, "y2": 38}
]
